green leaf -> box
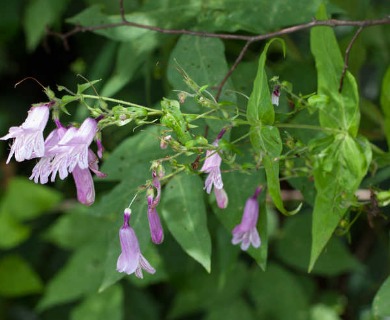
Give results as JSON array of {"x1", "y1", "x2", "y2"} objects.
[
  {"x1": 168, "y1": 35, "x2": 232, "y2": 93},
  {"x1": 212, "y1": 171, "x2": 268, "y2": 270},
  {"x1": 0, "y1": 255, "x2": 43, "y2": 297},
  {"x1": 161, "y1": 173, "x2": 211, "y2": 272},
  {"x1": 204, "y1": 299, "x2": 255, "y2": 320},
  {"x1": 0, "y1": 208, "x2": 30, "y2": 249},
  {"x1": 76, "y1": 79, "x2": 102, "y2": 95},
  {"x1": 71, "y1": 285, "x2": 123, "y2": 320},
  {"x1": 196, "y1": 0, "x2": 322, "y2": 34},
  {"x1": 23, "y1": 0, "x2": 69, "y2": 51},
  {"x1": 101, "y1": 36, "x2": 157, "y2": 97},
  {"x1": 44, "y1": 206, "x2": 109, "y2": 250},
  {"x1": 250, "y1": 126, "x2": 302, "y2": 215},
  {"x1": 2, "y1": 177, "x2": 62, "y2": 220},
  {"x1": 373, "y1": 276, "x2": 390, "y2": 317},
  {"x1": 275, "y1": 212, "x2": 361, "y2": 276},
  {"x1": 37, "y1": 240, "x2": 107, "y2": 311},
  {"x1": 100, "y1": 126, "x2": 169, "y2": 182},
  {"x1": 67, "y1": 3, "x2": 200, "y2": 43},
  {"x1": 309, "y1": 134, "x2": 371, "y2": 270},
  {"x1": 380, "y1": 66, "x2": 390, "y2": 149},
  {"x1": 247, "y1": 38, "x2": 285, "y2": 125},
  {"x1": 310, "y1": 5, "x2": 360, "y2": 136},
  {"x1": 248, "y1": 263, "x2": 310, "y2": 320}
]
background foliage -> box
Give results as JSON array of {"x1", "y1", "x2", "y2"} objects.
[{"x1": 0, "y1": 0, "x2": 390, "y2": 319}]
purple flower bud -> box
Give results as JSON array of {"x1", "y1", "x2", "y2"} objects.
[
  {"x1": 160, "y1": 135, "x2": 171, "y2": 149},
  {"x1": 117, "y1": 208, "x2": 156, "y2": 278},
  {"x1": 147, "y1": 192, "x2": 164, "y2": 244},
  {"x1": 1, "y1": 104, "x2": 50, "y2": 163},
  {"x1": 272, "y1": 85, "x2": 280, "y2": 106},
  {"x1": 232, "y1": 187, "x2": 262, "y2": 251},
  {"x1": 214, "y1": 187, "x2": 228, "y2": 209}
]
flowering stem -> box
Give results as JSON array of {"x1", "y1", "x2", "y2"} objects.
[
  {"x1": 81, "y1": 94, "x2": 162, "y2": 114},
  {"x1": 275, "y1": 123, "x2": 343, "y2": 134}
]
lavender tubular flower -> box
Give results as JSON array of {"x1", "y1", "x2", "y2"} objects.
[
  {"x1": 214, "y1": 187, "x2": 228, "y2": 209},
  {"x1": 147, "y1": 193, "x2": 164, "y2": 244},
  {"x1": 232, "y1": 187, "x2": 262, "y2": 251},
  {"x1": 1, "y1": 104, "x2": 50, "y2": 163},
  {"x1": 117, "y1": 209, "x2": 156, "y2": 278},
  {"x1": 200, "y1": 143, "x2": 223, "y2": 194},
  {"x1": 50, "y1": 118, "x2": 98, "y2": 181}
]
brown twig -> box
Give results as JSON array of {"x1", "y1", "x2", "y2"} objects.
[
  {"x1": 215, "y1": 40, "x2": 253, "y2": 101},
  {"x1": 47, "y1": 0, "x2": 390, "y2": 94},
  {"x1": 339, "y1": 26, "x2": 364, "y2": 92}
]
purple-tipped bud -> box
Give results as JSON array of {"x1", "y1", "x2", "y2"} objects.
[
  {"x1": 272, "y1": 85, "x2": 280, "y2": 106},
  {"x1": 117, "y1": 208, "x2": 156, "y2": 278},
  {"x1": 1, "y1": 104, "x2": 50, "y2": 163},
  {"x1": 160, "y1": 135, "x2": 171, "y2": 149},
  {"x1": 147, "y1": 191, "x2": 164, "y2": 244},
  {"x1": 97, "y1": 139, "x2": 104, "y2": 159},
  {"x1": 232, "y1": 187, "x2": 262, "y2": 251}
]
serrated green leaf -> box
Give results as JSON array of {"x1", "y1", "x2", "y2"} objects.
[
  {"x1": 247, "y1": 38, "x2": 285, "y2": 125},
  {"x1": 310, "y1": 5, "x2": 360, "y2": 137},
  {"x1": 161, "y1": 173, "x2": 211, "y2": 272},
  {"x1": 71, "y1": 285, "x2": 123, "y2": 320},
  {"x1": 2, "y1": 177, "x2": 62, "y2": 220},
  {"x1": 380, "y1": 66, "x2": 390, "y2": 149},
  {"x1": 373, "y1": 276, "x2": 390, "y2": 317},
  {"x1": 275, "y1": 212, "x2": 361, "y2": 276},
  {"x1": 23, "y1": 0, "x2": 69, "y2": 51},
  {"x1": 309, "y1": 134, "x2": 371, "y2": 270},
  {"x1": 0, "y1": 255, "x2": 43, "y2": 297},
  {"x1": 212, "y1": 171, "x2": 268, "y2": 270}
]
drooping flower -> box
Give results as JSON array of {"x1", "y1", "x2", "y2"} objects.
[
  {"x1": 1, "y1": 103, "x2": 51, "y2": 163},
  {"x1": 272, "y1": 85, "x2": 280, "y2": 106},
  {"x1": 29, "y1": 120, "x2": 106, "y2": 205},
  {"x1": 232, "y1": 187, "x2": 262, "y2": 251},
  {"x1": 200, "y1": 128, "x2": 228, "y2": 208},
  {"x1": 117, "y1": 208, "x2": 156, "y2": 278},
  {"x1": 71, "y1": 149, "x2": 106, "y2": 206},
  {"x1": 49, "y1": 117, "x2": 98, "y2": 181},
  {"x1": 147, "y1": 190, "x2": 164, "y2": 244}
]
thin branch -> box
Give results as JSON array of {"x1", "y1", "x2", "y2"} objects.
[
  {"x1": 47, "y1": 1, "x2": 390, "y2": 94},
  {"x1": 339, "y1": 26, "x2": 364, "y2": 92},
  {"x1": 215, "y1": 40, "x2": 253, "y2": 101}
]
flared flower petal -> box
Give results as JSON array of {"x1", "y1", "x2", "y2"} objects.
[
  {"x1": 117, "y1": 209, "x2": 156, "y2": 278},
  {"x1": 231, "y1": 187, "x2": 262, "y2": 251},
  {"x1": 1, "y1": 104, "x2": 50, "y2": 163}
]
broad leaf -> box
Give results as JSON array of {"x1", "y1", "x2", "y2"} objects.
[
  {"x1": 71, "y1": 285, "x2": 123, "y2": 320},
  {"x1": 373, "y1": 276, "x2": 390, "y2": 317},
  {"x1": 0, "y1": 255, "x2": 43, "y2": 297},
  {"x1": 161, "y1": 173, "x2": 211, "y2": 272},
  {"x1": 275, "y1": 212, "x2": 361, "y2": 276},
  {"x1": 23, "y1": 0, "x2": 69, "y2": 51},
  {"x1": 309, "y1": 134, "x2": 371, "y2": 270},
  {"x1": 310, "y1": 5, "x2": 360, "y2": 137},
  {"x1": 247, "y1": 38, "x2": 285, "y2": 125}
]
